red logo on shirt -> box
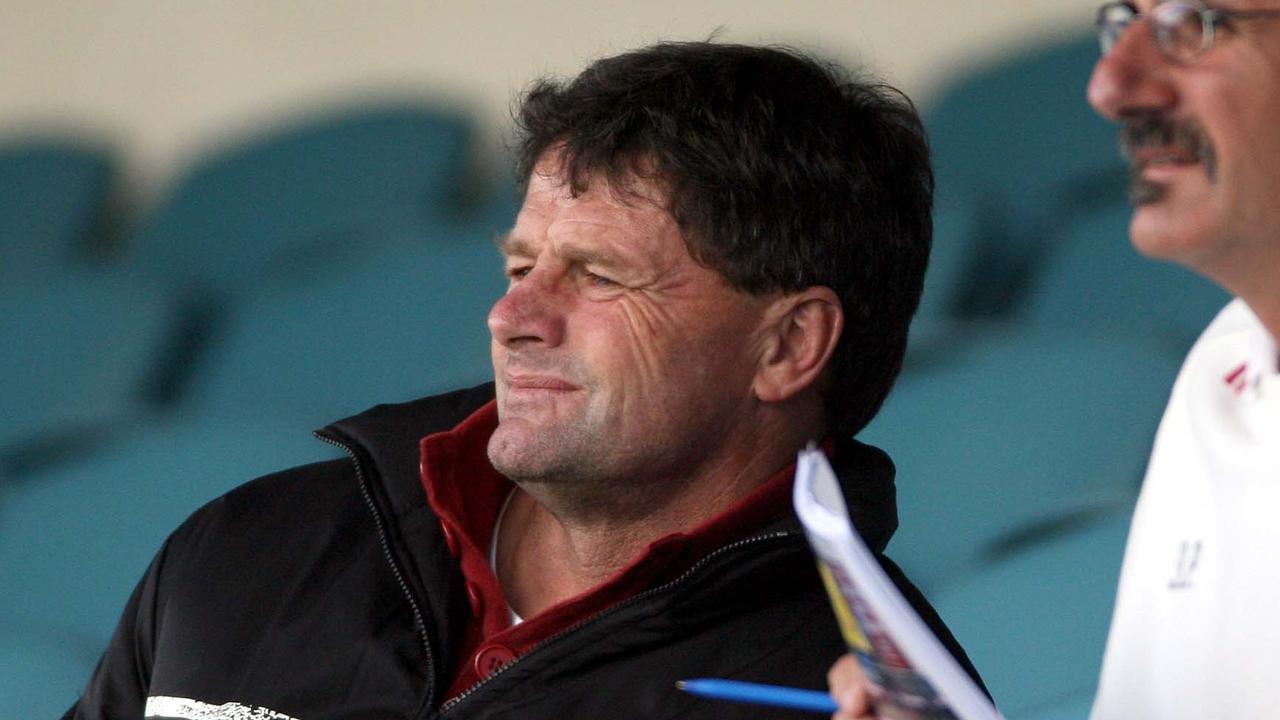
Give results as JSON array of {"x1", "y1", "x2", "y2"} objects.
[{"x1": 1224, "y1": 362, "x2": 1249, "y2": 394}]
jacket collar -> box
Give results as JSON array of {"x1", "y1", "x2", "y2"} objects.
[{"x1": 319, "y1": 382, "x2": 899, "y2": 553}]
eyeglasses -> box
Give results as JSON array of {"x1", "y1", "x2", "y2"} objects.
[{"x1": 1097, "y1": 0, "x2": 1280, "y2": 63}]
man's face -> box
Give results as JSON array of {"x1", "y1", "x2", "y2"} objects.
[
  {"x1": 1087, "y1": 0, "x2": 1280, "y2": 283},
  {"x1": 486, "y1": 154, "x2": 774, "y2": 495}
]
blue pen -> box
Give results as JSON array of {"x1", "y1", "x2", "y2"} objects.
[{"x1": 677, "y1": 678, "x2": 838, "y2": 714}]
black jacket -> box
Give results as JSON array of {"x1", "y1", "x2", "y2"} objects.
[{"x1": 67, "y1": 384, "x2": 983, "y2": 719}]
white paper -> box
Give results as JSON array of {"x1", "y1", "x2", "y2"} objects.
[{"x1": 793, "y1": 446, "x2": 1002, "y2": 720}]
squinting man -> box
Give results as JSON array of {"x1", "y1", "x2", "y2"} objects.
[{"x1": 67, "y1": 42, "x2": 985, "y2": 720}]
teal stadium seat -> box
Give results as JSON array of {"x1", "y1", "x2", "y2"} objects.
[
  {"x1": 0, "y1": 271, "x2": 177, "y2": 477},
  {"x1": 129, "y1": 103, "x2": 476, "y2": 294},
  {"x1": 918, "y1": 189, "x2": 991, "y2": 322},
  {"x1": 0, "y1": 140, "x2": 117, "y2": 283},
  {"x1": 183, "y1": 234, "x2": 507, "y2": 422},
  {"x1": 860, "y1": 328, "x2": 1179, "y2": 594},
  {"x1": 903, "y1": 189, "x2": 1008, "y2": 371},
  {"x1": 924, "y1": 33, "x2": 1125, "y2": 316},
  {"x1": 0, "y1": 235, "x2": 507, "y2": 711},
  {"x1": 118, "y1": 102, "x2": 488, "y2": 407},
  {"x1": 1024, "y1": 202, "x2": 1231, "y2": 350},
  {"x1": 0, "y1": 624, "x2": 101, "y2": 720},
  {"x1": 0, "y1": 107, "x2": 516, "y2": 710},
  {"x1": 929, "y1": 510, "x2": 1131, "y2": 719},
  {"x1": 0, "y1": 417, "x2": 342, "y2": 718}
]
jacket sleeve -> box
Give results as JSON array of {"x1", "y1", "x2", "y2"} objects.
[
  {"x1": 61, "y1": 529, "x2": 182, "y2": 720},
  {"x1": 876, "y1": 552, "x2": 991, "y2": 699}
]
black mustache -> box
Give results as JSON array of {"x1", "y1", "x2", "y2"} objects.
[{"x1": 1119, "y1": 113, "x2": 1215, "y2": 170}]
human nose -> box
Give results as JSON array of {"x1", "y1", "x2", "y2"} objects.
[
  {"x1": 1087, "y1": 18, "x2": 1177, "y2": 121},
  {"x1": 487, "y1": 269, "x2": 567, "y2": 349}
]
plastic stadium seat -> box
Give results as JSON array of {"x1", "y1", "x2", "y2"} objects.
[
  {"x1": 902, "y1": 191, "x2": 1008, "y2": 371},
  {"x1": 1022, "y1": 697, "x2": 1097, "y2": 720},
  {"x1": 0, "y1": 228, "x2": 507, "y2": 709},
  {"x1": 0, "y1": 230, "x2": 505, "y2": 702},
  {"x1": 0, "y1": 271, "x2": 177, "y2": 476},
  {"x1": 0, "y1": 140, "x2": 117, "y2": 283},
  {"x1": 129, "y1": 103, "x2": 475, "y2": 294},
  {"x1": 918, "y1": 188, "x2": 989, "y2": 322},
  {"x1": 183, "y1": 235, "x2": 506, "y2": 422},
  {"x1": 930, "y1": 510, "x2": 1131, "y2": 719},
  {"x1": 0, "y1": 625, "x2": 97, "y2": 719},
  {"x1": 117, "y1": 103, "x2": 484, "y2": 408},
  {"x1": 924, "y1": 33, "x2": 1126, "y2": 315},
  {"x1": 1024, "y1": 202, "x2": 1231, "y2": 349},
  {"x1": 0, "y1": 415, "x2": 343, "y2": 713},
  {"x1": 860, "y1": 327, "x2": 1180, "y2": 594}
]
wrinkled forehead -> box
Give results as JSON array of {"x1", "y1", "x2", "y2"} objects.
[
  {"x1": 521, "y1": 153, "x2": 673, "y2": 219},
  {"x1": 1126, "y1": 0, "x2": 1257, "y2": 11},
  {"x1": 1222, "y1": 0, "x2": 1279, "y2": 9},
  {"x1": 511, "y1": 157, "x2": 675, "y2": 238},
  {"x1": 528, "y1": 147, "x2": 672, "y2": 202}
]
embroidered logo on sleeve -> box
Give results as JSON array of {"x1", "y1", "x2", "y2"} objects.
[{"x1": 144, "y1": 696, "x2": 300, "y2": 720}]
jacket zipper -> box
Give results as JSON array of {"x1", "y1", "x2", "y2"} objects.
[
  {"x1": 437, "y1": 528, "x2": 800, "y2": 715},
  {"x1": 315, "y1": 430, "x2": 438, "y2": 711}
]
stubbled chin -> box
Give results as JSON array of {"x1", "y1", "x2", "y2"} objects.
[
  {"x1": 486, "y1": 419, "x2": 529, "y2": 473},
  {"x1": 1129, "y1": 202, "x2": 1211, "y2": 266}
]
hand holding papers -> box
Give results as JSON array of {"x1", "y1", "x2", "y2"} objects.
[{"x1": 793, "y1": 446, "x2": 1002, "y2": 720}]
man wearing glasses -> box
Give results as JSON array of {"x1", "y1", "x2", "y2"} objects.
[
  {"x1": 830, "y1": 2, "x2": 1280, "y2": 718},
  {"x1": 1085, "y1": 1, "x2": 1280, "y2": 717}
]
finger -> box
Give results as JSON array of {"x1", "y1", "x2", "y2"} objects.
[{"x1": 827, "y1": 654, "x2": 873, "y2": 719}]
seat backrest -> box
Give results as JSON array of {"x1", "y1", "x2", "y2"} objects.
[
  {"x1": 860, "y1": 326, "x2": 1181, "y2": 593},
  {"x1": 0, "y1": 271, "x2": 177, "y2": 462},
  {"x1": 0, "y1": 140, "x2": 117, "y2": 282},
  {"x1": 130, "y1": 103, "x2": 474, "y2": 293},
  {"x1": 185, "y1": 234, "x2": 506, "y2": 420},
  {"x1": 925, "y1": 33, "x2": 1126, "y2": 316},
  {"x1": 1024, "y1": 202, "x2": 1231, "y2": 348},
  {"x1": 929, "y1": 510, "x2": 1132, "y2": 717},
  {"x1": 0, "y1": 414, "x2": 343, "y2": 707}
]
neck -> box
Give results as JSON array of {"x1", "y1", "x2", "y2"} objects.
[
  {"x1": 1248, "y1": 298, "x2": 1280, "y2": 368},
  {"x1": 495, "y1": 405, "x2": 819, "y2": 617},
  {"x1": 1200, "y1": 246, "x2": 1280, "y2": 365},
  {"x1": 1223, "y1": 283, "x2": 1280, "y2": 371}
]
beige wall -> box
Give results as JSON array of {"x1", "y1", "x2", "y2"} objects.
[{"x1": 1, "y1": 1, "x2": 1099, "y2": 203}]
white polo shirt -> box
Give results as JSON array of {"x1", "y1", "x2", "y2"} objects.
[{"x1": 1091, "y1": 299, "x2": 1280, "y2": 719}]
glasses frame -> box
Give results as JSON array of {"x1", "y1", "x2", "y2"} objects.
[{"x1": 1097, "y1": 0, "x2": 1280, "y2": 63}]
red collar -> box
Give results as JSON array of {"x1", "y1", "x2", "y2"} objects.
[{"x1": 420, "y1": 401, "x2": 800, "y2": 699}]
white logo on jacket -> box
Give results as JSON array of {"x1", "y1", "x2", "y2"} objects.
[{"x1": 144, "y1": 695, "x2": 300, "y2": 720}]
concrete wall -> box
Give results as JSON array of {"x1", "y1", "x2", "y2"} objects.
[{"x1": 1, "y1": 0, "x2": 1099, "y2": 202}]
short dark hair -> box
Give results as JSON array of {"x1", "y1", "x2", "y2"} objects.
[{"x1": 512, "y1": 41, "x2": 932, "y2": 437}]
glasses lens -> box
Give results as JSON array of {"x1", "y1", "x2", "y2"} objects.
[
  {"x1": 1098, "y1": 3, "x2": 1137, "y2": 54},
  {"x1": 1152, "y1": 1, "x2": 1209, "y2": 61}
]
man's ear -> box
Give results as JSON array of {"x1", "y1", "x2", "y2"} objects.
[{"x1": 752, "y1": 287, "x2": 843, "y2": 403}]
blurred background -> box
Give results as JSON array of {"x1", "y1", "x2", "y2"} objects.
[{"x1": 0, "y1": 2, "x2": 1230, "y2": 717}]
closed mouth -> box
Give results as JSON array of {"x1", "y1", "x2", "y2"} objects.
[
  {"x1": 1132, "y1": 146, "x2": 1199, "y2": 168},
  {"x1": 504, "y1": 374, "x2": 580, "y2": 392}
]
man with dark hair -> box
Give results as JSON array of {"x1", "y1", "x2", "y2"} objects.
[{"x1": 68, "y1": 42, "x2": 977, "y2": 720}]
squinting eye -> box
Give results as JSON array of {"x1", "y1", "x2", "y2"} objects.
[
  {"x1": 585, "y1": 271, "x2": 618, "y2": 288},
  {"x1": 506, "y1": 266, "x2": 532, "y2": 281}
]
